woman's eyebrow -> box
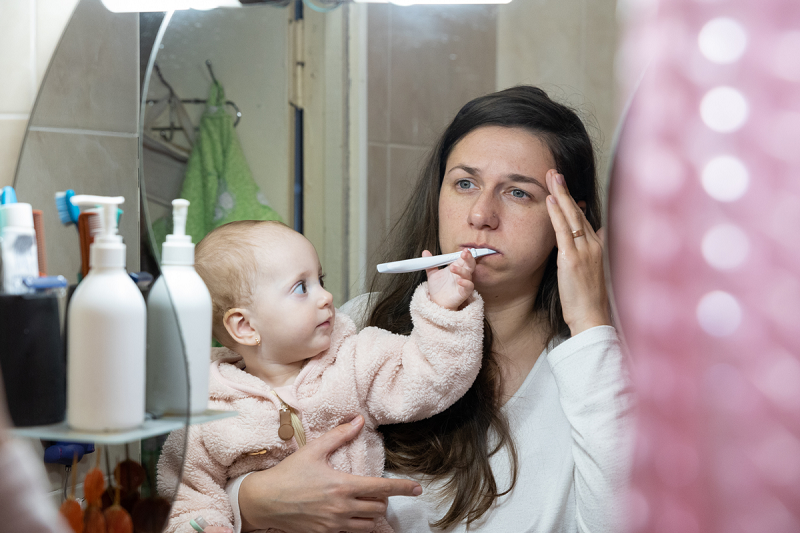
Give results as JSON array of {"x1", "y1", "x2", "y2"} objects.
[
  {"x1": 447, "y1": 164, "x2": 479, "y2": 176},
  {"x1": 509, "y1": 173, "x2": 548, "y2": 193}
]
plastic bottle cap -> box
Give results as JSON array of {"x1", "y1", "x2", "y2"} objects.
[
  {"x1": 70, "y1": 195, "x2": 126, "y2": 269},
  {"x1": 0, "y1": 203, "x2": 34, "y2": 229},
  {"x1": 162, "y1": 199, "x2": 195, "y2": 266}
]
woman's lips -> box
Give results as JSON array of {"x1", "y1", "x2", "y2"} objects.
[{"x1": 460, "y1": 245, "x2": 500, "y2": 255}]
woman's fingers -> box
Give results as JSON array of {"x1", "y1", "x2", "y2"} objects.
[
  {"x1": 237, "y1": 417, "x2": 422, "y2": 533},
  {"x1": 546, "y1": 194, "x2": 578, "y2": 253},
  {"x1": 546, "y1": 170, "x2": 596, "y2": 247},
  {"x1": 596, "y1": 227, "x2": 606, "y2": 246},
  {"x1": 544, "y1": 169, "x2": 611, "y2": 336},
  {"x1": 352, "y1": 475, "x2": 422, "y2": 500}
]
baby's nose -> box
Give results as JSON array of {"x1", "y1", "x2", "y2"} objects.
[{"x1": 319, "y1": 289, "x2": 333, "y2": 307}]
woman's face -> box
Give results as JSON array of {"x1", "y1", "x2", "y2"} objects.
[{"x1": 438, "y1": 126, "x2": 557, "y2": 300}]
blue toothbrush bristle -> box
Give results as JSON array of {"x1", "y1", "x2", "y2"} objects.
[
  {"x1": 1, "y1": 186, "x2": 17, "y2": 205},
  {"x1": 55, "y1": 189, "x2": 80, "y2": 225}
]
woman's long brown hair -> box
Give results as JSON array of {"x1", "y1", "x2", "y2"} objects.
[{"x1": 367, "y1": 86, "x2": 602, "y2": 528}]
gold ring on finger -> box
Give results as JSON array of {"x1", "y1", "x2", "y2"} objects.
[{"x1": 571, "y1": 229, "x2": 585, "y2": 239}]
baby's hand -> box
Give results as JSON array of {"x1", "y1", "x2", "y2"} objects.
[
  {"x1": 425, "y1": 249, "x2": 476, "y2": 310},
  {"x1": 201, "y1": 527, "x2": 232, "y2": 533}
]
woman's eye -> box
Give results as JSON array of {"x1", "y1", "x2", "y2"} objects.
[
  {"x1": 511, "y1": 189, "x2": 529, "y2": 199},
  {"x1": 456, "y1": 179, "x2": 473, "y2": 190},
  {"x1": 292, "y1": 282, "x2": 307, "y2": 295}
]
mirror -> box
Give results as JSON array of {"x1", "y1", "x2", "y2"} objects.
[
  {"x1": 140, "y1": 5, "x2": 291, "y2": 270},
  {"x1": 10, "y1": 0, "x2": 190, "y2": 519},
  {"x1": 9, "y1": 0, "x2": 624, "y2": 524},
  {"x1": 139, "y1": 0, "x2": 620, "y2": 305}
]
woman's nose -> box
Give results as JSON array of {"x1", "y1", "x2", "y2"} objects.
[{"x1": 468, "y1": 193, "x2": 499, "y2": 230}]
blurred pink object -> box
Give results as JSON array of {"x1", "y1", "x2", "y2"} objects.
[{"x1": 610, "y1": 0, "x2": 800, "y2": 532}]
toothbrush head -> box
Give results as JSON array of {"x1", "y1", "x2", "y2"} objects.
[
  {"x1": 0, "y1": 186, "x2": 17, "y2": 205},
  {"x1": 55, "y1": 190, "x2": 80, "y2": 225}
]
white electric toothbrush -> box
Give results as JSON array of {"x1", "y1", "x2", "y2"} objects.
[{"x1": 377, "y1": 248, "x2": 498, "y2": 274}]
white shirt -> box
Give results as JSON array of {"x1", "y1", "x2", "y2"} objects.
[{"x1": 385, "y1": 326, "x2": 633, "y2": 532}]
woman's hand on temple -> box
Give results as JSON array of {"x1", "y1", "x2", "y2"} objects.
[
  {"x1": 545, "y1": 169, "x2": 611, "y2": 336},
  {"x1": 424, "y1": 249, "x2": 476, "y2": 310},
  {"x1": 238, "y1": 415, "x2": 422, "y2": 533}
]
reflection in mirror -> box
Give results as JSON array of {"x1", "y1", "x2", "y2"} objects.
[
  {"x1": 140, "y1": 4, "x2": 290, "y2": 271},
  {"x1": 6, "y1": 0, "x2": 626, "y2": 526},
  {"x1": 14, "y1": 0, "x2": 140, "y2": 283},
  {"x1": 138, "y1": 2, "x2": 627, "y2": 532},
  {"x1": 7, "y1": 0, "x2": 191, "y2": 519}
]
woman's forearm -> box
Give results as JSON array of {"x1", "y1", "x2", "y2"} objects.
[{"x1": 547, "y1": 326, "x2": 635, "y2": 531}]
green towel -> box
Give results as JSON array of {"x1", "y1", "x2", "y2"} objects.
[{"x1": 151, "y1": 81, "x2": 282, "y2": 249}]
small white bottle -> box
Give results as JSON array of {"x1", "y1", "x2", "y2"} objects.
[
  {"x1": 147, "y1": 199, "x2": 212, "y2": 416},
  {"x1": 67, "y1": 195, "x2": 146, "y2": 431},
  {"x1": 0, "y1": 203, "x2": 39, "y2": 294}
]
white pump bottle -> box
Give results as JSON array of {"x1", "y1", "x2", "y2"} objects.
[
  {"x1": 67, "y1": 195, "x2": 146, "y2": 431},
  {"x1": 146, "y1": 199, "x2": 212, "y2": 416}
]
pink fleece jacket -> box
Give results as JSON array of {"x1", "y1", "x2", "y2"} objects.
[{"x1": 157, "y1": 283, "x2": 484, "y2": 533}]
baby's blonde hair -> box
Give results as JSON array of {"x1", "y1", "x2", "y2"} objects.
[{"x1": 194, "y1": 220, "x2": 292, "y2": 347}]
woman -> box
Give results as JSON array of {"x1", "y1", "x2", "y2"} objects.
[{"x1": 228, "y1": 86, "x2": 633, "y2": 532}]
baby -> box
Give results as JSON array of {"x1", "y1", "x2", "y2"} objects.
[{"x1": 157, "y1": 220, "x2": 484, "y2": 533}]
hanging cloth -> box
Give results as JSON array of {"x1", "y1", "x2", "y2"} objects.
[
  {"x1": 143, "y1": 94, "x2": 196, "y2": 161},
  {"x1": 152, "y1": 80, "x2": 282, "y2": 249}
]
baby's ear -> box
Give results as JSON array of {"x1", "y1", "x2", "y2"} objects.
[{"x1": 223, "y1": 308, "x2": 259, "y2": 346}]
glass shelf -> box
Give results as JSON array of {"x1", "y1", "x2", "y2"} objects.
[{"x1": 10, "y1": 410, "x2": 237, "y2": 445}]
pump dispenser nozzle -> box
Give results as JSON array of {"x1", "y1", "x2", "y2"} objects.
[
  {"x1": 70, "y1": 195, "x2": 126, "y2": 270},
  {"x1": 171, "y1": 199, "x2": 189, "y2": 238},
  {"x1": 162, "y1": 199, "x2": 195, "y2": 266}
]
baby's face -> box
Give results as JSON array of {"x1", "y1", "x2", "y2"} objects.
[{"x1": 248, "y1": 231, "x2": 335, "y2": 364}]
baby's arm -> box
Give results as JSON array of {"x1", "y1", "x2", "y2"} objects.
[
  {"x1": 347, "y1": 283, "x2": 484, "y2": 425},
  {"x1": 158, "y1": 426, "x2": 235, "y2": 533},
  {"x1": 424, "y1": 249, "x2": 476, "y2": 310}
]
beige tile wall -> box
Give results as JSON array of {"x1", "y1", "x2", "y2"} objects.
[
  {"x1": 0, "y1": 0, "x2": 80, "y2": 188},
  {"x1": 366, "y1": 4, "x2": 498, "y2": 278},
  {"x1": 14, "y1": 0, "x2": 140, "y2": 281},
  {"x1": 497, "y1": 0, "x2": 620, "y2": 179}
]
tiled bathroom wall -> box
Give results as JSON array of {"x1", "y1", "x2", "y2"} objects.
[
  {"x1": 365, "y1": 1, "x2": 620, "y2": 279},
  {"x1": 13, "y1": 0, "x2": 140, "y2": 282},
  {"x1": 366, "y1": 4, "x2": 498, "y2": 276},
  {"x1": 0, "y1": 0, "x2": 80, "y2": 188},
  {"x1": 497, "y1": 0, "x2": 619, "y2": 175}
]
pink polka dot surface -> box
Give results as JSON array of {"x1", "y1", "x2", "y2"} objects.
[{"x1": 610, "y1": 0, "x2": 800, "y2": 531}]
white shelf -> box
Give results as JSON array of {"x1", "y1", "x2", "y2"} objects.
[{"x1": 10, "y1": 410, "x2": 237, "y2": 444}]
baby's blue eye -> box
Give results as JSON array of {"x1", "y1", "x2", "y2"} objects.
[
  {"x1": 319, "y1": 275, "x2": 326, "y2": 288},
  {"x1": 292, "y1": 282, "x2": 307, "y2": 295}
]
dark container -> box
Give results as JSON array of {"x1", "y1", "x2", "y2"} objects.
[{"x1": 0, "y1": 292, "x2": 66, "y2": 426}]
